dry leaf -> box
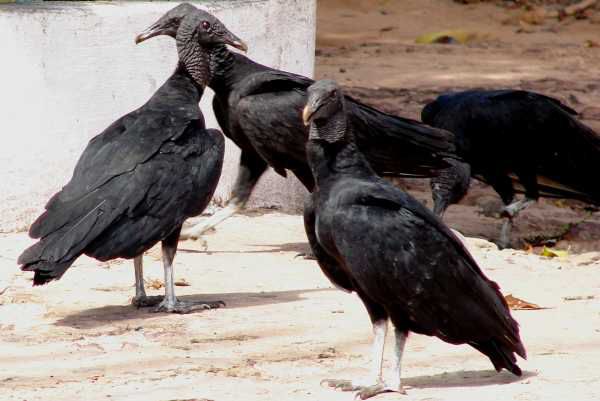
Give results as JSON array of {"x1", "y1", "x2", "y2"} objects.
[
  {"x1": 553, "y1": 199, "x2": 567, "y2": 208},
  {"x1": 505, "y1": 294, "x2": 544, "y2": 310},
  {"x1": 175, "y1": 278, "x2": 191, "y2": 287},
  {"x1": 541, "y1": 246, "x2": 569, "y2": 258},
  {"x1": 415, "y1": 30, "x2": 482, "y2": 45},
  {"x1": 145, "y1": 278, "x2": 164, "y2": 290}
]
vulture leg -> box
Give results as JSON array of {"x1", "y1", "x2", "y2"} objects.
[
  {"x1": 323, "y1": 300, "x2": 405, "y2": 399},
  {"x1": 153, "y1": 227, "x2": 225, "y2": 314},
  {"x1": 387, "y1": 328, "x2": 408, "y2": 394},
  {"x1": 131, "y1": 255, "x2": 163, "y2": 307},
  {"x1": 499, "y1": 197, "x2": 536, "y2": 249},
  {"x1": 321, "y1": 320, "x2": 388, "y2": 393},
  {"x1": 180, "y1": 150, "x2": 268, "y2": 241},
  {"x1": 354, "y1": 326, "x2": 409, "y2": 400}
]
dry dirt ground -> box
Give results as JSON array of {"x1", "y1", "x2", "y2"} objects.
[
  {"x1": 317, "y1": 0, "x2": 600, "y2": 251},
  {"x1": 2, "y1": 213, "x2": 600, "y2": 401},
  {"x1": 2, "y1": 1, "x2": 600, "y2": 401}
]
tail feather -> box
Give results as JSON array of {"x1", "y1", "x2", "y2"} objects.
[
  {"x1": 21, "y1": 259, "x2": 75, "y2": 286},
  {"x1": 470, "y1": 339, "x2": 526, "y2": 376}
]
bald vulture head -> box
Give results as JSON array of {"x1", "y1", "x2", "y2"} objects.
[
  {"x1": 136, "y1": 4, "x2": 247, "y2": 51},
  {"x1": 135, "y1": 4, "x2": 247, "y2": 86},
  {"x1": 303, "y1": 80, "x2": 348, "y2": 144}
]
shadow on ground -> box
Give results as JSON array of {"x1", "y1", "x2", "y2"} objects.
[
  {"x1": 404, "y1": 369, "x2": 536, "y2": 389},
  {"x1": 54, "y1": 287, "x2": 334, "y2": 329},
  {"x1": 179, "y1": 241, "x2": 311, "y2": 255}
]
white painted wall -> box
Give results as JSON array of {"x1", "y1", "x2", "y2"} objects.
[{"x1": 0, "y1": 0, "x2": 316, "y2": 232}]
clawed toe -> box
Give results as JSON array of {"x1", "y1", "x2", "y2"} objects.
[
  {"x1": 355, "y1": 384, "x2": 405, "y2": 400},
  {"x1": 354, "y1": 383, "x2": 406, "y2": 400},
  {"x1": 151, "y1": 299, "x2": 225, "y2": 314},
  {"x1": 132, "y1": 295, "x2": 164, "y2": 308},
  {"x1": 295, "y1": 252, "x2": 317, "y2": 260},
  {"x1": 321, "y1": 379, "x2": 405, "y2": 399}
]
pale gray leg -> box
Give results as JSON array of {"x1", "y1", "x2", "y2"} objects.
[
  {"x1": 499, "y1": 197, "x2": 536, "y2": 249},
  {"x1": 179, "y1": 200, "x2": 243, "y2": 241},
  {"x1": 152, "y1": 241, "x2": 225, "y2": 314},
  {"x1": 369, "y1": 319, "x2": 388, "y2": 384},
  {"x1": 322, "y1": 320, "x2": 392, "y2": 398},
  {"x1": 387, "y1": 329, "x2": 408, "y2": 393},
  {"x1": 354, "y1": 328, "x2": 408, "y2": 399},
  {"x1": 131, "y1": 255, "x2": 162, "y2": 308}
]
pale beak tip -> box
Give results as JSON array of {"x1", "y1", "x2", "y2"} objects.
[
  {"x1": 302, "y1": 106, "x2": 312, "y2": 126},
  {"x1": 234, "y1": 40, "x2": 249, "y2": 53}
]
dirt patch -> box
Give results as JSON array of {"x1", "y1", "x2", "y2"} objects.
[
  {"x1": 2, "y1": 213, "x2": 600, "y2": 401},
  {"x1": 316, "y1": 0, "x2": 600, "y2": 251}
]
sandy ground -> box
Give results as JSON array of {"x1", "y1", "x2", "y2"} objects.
[
  {"x1": 2, "y1": 213, "x2": 600, "y2": 401},
  {"x1": 3, "y1": 1, "x2": 600, "y2": 401}
]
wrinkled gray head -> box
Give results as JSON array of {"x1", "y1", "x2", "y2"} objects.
[
  {"x1": 136, "y1": 4, "x2": 247, "y2": 87},
  {"x1": 303, "y1": 80, "x2": 347, "y2": 143},
  {"x1": 135, "y1": 4, "x2": 247, "y2": 51},
  {"x1": 135, "y1": 3, "x2": 197, "y2": 43}
]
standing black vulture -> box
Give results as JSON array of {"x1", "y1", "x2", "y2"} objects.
[
  {"x1": 423, "y1": 89, "x2": 600, "y2": 248},
  {"x1": 148, "y1": 5, "x2": 460, "y2": 241},
  {"x1": 303, "y1": 80, "x2": 526, "y2": 399},
  {"x1": 17, "y1": 6, "x2": 247, "y2": 313}
]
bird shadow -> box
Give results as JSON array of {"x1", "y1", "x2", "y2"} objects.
[
  {"x1": 178, "y1": 241, "x2": 311, "y2": 255},
  {"x1": 403, "y1": 369, "x2": 536, "y2": 389},
  {"x1": 54, "y1": 287, "x2": 333, "y2": 329}
]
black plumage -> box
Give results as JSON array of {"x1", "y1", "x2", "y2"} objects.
[
  {"x1": 18, "y1": 7, "x2": 245, "y2": 313},
  {"x1": 304, "y1": 80, "x2": 525, "y2": 399},
  {"x1": 159, "y1": 5, "x2": 459, "y2": 239},
  {"x1": 423, "y1": 89, "x2": 600, "y2": 246}
]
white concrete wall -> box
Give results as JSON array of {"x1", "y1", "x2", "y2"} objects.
[{"x1": 0, "y1": 0, "x2": 316, "y2": 232}]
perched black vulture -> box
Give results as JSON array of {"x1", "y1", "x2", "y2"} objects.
[
  {"x1": 18, "y1": 6, "x2": 247, "y2": 313},
  {"x1": 149, "y1": 5, "x2": 460, "y2": 240},
  {"x1": 423, "y1": 89, "x2": 600, "y2": 247},
  {"x1": 304, "y1": 80, "x2": 526, "y2": 399}
]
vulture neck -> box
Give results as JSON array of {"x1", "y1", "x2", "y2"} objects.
[
  {"x1": 307, "y1": 120, "x2": 375, "y2": 187},
  {"x1": 208, "y1": 45, "x2": 261, "y2": 92},
  {"x1": 174, "y1": 62, "x2": 205, "y2": 94},
  {"x1": 178, "y1": 41, "x2": 213, "y2": 88},
  {"x1": 209, "y1": 45, "x2": 236, "y2": 87}
]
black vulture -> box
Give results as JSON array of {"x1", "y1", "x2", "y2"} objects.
[
  {"x1": 150, "y1": 5, "x2": 460, "y2": 240},
  {"x1": 303, "y1": 80, "x2": 526, "y2": 399},
  {"x1": 423, "y1": 89, "x2": 600, "y2": 248},
  {"x1": 17, "y1": 6, "x2": 247, "y2": 313}
]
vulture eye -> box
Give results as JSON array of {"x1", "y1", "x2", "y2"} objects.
[{"x1": 201, "y1": 21, "x2": 211, "y2": 30}]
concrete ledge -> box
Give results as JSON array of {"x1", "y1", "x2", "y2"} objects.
[{"x1": 0, "y1": 0, "x2": 316, "y2": 232}]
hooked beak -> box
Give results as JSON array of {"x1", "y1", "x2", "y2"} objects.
[
  {"x1": 222, "y1": 31, "x2": 248, "y2": 52},
  {"x1": 303, "y1": 96, "x2": 323, "y2": 126},
  {"x1": 135, "y1": 22, "x2": 166, "y2": 45},
  {"x1": 302, "y1": 105, "x2": 313, "y2": 126}
]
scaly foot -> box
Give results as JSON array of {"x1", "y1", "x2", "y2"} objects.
[
  {"x1": 132, "y1": 295, "x2": 164, "y2": 308},
  {"x1": 151, "y1": 299, "x2": 225, "y2": 314},
  {"x1": 321, "y1": 379, "x2": 405, "y2": 400},
  {"x1": 295, "y1": 251, "x2": 316, "y2": 260}
]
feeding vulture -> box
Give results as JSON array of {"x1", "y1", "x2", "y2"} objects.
[
  {"x1": 304, "y1": 80, "x2": 526, "y2": 399},
  {"x1": 423, "y1": 89, "x2": 600, "y2": 248},
  {"x1": 18, "y1": 6, "x2": 247, "y2": 313}
]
